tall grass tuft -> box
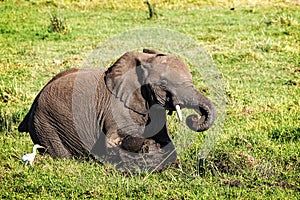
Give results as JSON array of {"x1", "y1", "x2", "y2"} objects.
[{"x1": 48, "y1": 14, "x2": 69, "y2": 34}]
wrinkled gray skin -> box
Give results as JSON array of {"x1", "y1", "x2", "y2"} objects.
[{"x1": 18, "y1": 49, "x2": 216, "y2": 171}]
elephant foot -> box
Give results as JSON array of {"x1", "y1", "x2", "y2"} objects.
[
  {"x1": 115, "y1": 136, "x2": 176, "y2": 172},
  {"x1": 139, "y1": 139, "x2": 161, "y2": 153},
  {"x1": 117, "y1": 146, "x2": 177, "y2": 172},
  {"x1": 121, "y1": 136, "x2": 145, "y2": 152},
  {"x1": 121, "y1": 136, "x2": 161, "y2": 153}
]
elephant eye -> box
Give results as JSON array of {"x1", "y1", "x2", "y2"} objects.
[{"x1": 160, "y1": 79, "x2": 168, "y2": 86}]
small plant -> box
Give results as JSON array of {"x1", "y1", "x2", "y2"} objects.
[
  {"x1": 48, "y1": 13, "x2": 69, "y2": 34},
  {"x1": 271, "y1": 13, "x2": 298, "y2": 26},
  {"x1": 145, "y1": 0, "x2": 158, "y2": 19}
]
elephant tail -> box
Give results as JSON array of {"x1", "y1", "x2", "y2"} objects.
[
  {"x1": 18, "y1": 94, "x2": 39, "y2": 132},
  {"x1": 18, "y1": 112, "x2": 30, "y2": 132}
]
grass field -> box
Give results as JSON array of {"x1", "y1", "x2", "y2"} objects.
[{"x1": 1, "y1": 0, "x2": 299, "y2": 199}]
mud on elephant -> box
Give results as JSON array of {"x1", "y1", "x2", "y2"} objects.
[{"x1": 18, "y1": 49, "x2": 216, "y2": 171}]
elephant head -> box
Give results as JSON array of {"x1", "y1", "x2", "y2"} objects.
[{"x1": 105, "y1": 49, "x2": 216, "y2": 133}]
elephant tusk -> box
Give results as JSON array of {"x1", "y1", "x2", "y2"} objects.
[{"x1": 175, "y1": 105, "x2": 182, "y2": 121}]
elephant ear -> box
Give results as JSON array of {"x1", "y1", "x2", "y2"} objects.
[{"x1": 105, "y1": 52, "x2": 151, "y2": 115}]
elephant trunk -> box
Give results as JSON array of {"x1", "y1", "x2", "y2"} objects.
[{"x1": 180, "y1": 88, "x2": 216, "y2": 132}]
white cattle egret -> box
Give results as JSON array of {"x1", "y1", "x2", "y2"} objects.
[{"x1": 21, "y1": 144, "x2": 45, "y2": 166}]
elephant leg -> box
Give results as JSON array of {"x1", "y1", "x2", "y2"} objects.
[
  {"x1": 44, "y1": 138, "x2": 73, "y2": 158},
  {"x1": 33, "y1": 116, "x2": 72, "y2": 158},
  {"x1": 31, "y1": 130, "x2": 72, "y2": 158}
]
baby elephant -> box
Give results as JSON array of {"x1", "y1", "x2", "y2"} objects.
[{"x1": 19, "y1": 49, "x2": 216, "y2": 171}]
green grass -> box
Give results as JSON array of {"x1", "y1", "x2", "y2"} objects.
[{"x1": 1, "y1": 0, "x2": 299, "y2": 199}]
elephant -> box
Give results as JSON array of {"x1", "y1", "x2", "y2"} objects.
[{"x1": 18, "y1": 49, "x2": 216, "y2": 172}]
